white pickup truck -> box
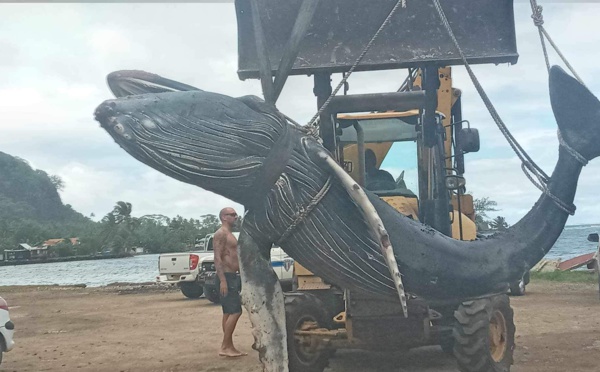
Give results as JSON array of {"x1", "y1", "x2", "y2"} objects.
[
  {"x1": 156, "y1": 234, "x2": 219, "y2": 298},
  {"x1": 157, "y1": 232, "x2": 294, "y2": 300}
]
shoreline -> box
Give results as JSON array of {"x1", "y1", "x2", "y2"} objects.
[{"x1": 0, "y1": 252, "x2": 135, "y2": 266}]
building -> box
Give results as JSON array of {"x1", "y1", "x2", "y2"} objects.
[
  {"x1": 43, "y1": 238, "x2": 80, "y2": 247},
  {"x1": 131, "y1": 247, "x2": 145, "y2": 255},
  {"x1": 3, "y1": 243, "x2": 48, "y2": 261}
]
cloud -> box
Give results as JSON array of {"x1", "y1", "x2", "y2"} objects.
[
  {"x1": 0, "y1": 2, "x2": 598, "y2": 228},
  {"x1": 55, "y1": 161, "x2": 243, "y2": 220}
]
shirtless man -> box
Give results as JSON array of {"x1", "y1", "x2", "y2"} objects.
[{"x1": 214, "y1": 207, "x2": 247, "y2": 357}]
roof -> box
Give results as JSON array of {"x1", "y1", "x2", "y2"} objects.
[
  {"x1": 11, "y1": 243, "x2": 47, "y2": 251},
  {"x1": 43, "y1": 238, "x2": 79, "y2": 246}
]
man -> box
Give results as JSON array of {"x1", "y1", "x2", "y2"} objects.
[
  {"x1": 214, "y1": 207, "x2": 247, "y2": 357},
  {"x1": 364, "y1": 149, "x2": 396, "y2": 191}
]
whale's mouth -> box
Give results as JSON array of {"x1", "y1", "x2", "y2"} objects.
[{"x1": 94, "y1": 90, "x2": 288, "y2": 204}]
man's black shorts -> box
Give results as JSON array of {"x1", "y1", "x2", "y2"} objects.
[{"x1": 219, "y1": 272, "x2": 242, "y2": 314}]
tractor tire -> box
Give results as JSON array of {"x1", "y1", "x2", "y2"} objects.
[
  {"x1": 180, "y1": 282, "x2": 203, "y2": 299},
  {"x1": 453, "y1": 295, "x2": 515, "y2": 372},
  {"x1": 203, "y1": 284, "x2": 221, "y2": 304},
  {"x1": 285, "y1": 293, "x2": 333, "y2": 372}
]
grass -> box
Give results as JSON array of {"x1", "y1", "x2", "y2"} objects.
[{"x1": 530, "y1": 270, "x2": 598, "y2": 283}]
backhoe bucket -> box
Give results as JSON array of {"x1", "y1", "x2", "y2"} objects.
[{"x1": 235, "y1": 0, "x2": 518, "y2": 80}]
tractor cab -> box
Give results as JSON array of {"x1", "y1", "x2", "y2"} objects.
[
  {"x1": 337, "y1": 110, "x2": 424, "y2": 221},
  {"x1": 336, "y1": 104, "x2": 478, "y2": 241}
]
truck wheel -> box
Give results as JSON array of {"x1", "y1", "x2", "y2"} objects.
[
  {"x1": 180, "y1": 282, "x2": 203, "y2": 299},
  {"x1": 285, "y1": 293, "x2": 333, "y2": 372},
  {"x1": 203, "y1": 285, "x2": 221, "y2": 304},
  {"x1": 453, "y1": 295, "x2": 515, "y2": 372}
]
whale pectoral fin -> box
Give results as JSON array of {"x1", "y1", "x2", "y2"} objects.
[
  {"x1": 312, "y1": 145, "x2": 408, "y2": 317},
  {"x1": 238, "y1": 229, "x2": 288, "y2": 372},
  {"x1": 549, "y1": 65, "x2": 600, "y2": 161},
  {"x1": 106, "y1": 70, "x2": 201, "y2": 98}
]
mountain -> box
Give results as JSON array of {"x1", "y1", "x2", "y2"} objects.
[{"x1": 0, "y1": 151, "x2": 92, "y2": 250}]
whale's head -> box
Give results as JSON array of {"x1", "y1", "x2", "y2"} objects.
[
  {"x1": 94, "y1": 90, "x2": 289, "y2": 205},
  {"x1": 550, "y1": 66, "x2": 600, "y2": 162}
]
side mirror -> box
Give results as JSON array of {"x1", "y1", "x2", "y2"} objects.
[
  {"x1": 588, "y1": 233, "x2": 599, "y2": 243},
  {"x1": 446, "y1": 175, "x2": 466, "y2": 190},
  {"x1": 458, "y1": 128, "x2": 480, "y2": 153}
]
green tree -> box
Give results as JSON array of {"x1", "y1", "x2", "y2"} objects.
[
  {"x1": 473, "y1": 197, "x2": 499, "y2": 231},
  {"x1": 489, "y1": 216, "x2": 510, "y2": 231},
  {"x1": 49, "y1": 175, "x2": 65, "y2": 192},
  {"x1": 198, "y1": 214, "x2": 221, "y2": 236},
  {"x1": 53, "y1": 238, "x2": 75, "y2": 257},
  {"x1": 99, "y1": 201, "x2": 140, "y2": 253}
]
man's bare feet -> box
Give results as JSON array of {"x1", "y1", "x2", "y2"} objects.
[{"x1": 218, "y1": 347, "x2": 248, "y2": 357}]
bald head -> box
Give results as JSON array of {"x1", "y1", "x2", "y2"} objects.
[{"x1": 219, "y1": 207, "x2": 238, "y2": 223}]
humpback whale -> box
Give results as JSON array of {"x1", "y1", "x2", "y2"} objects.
[{"x1": 95, "y1": 66, "x2": 599, "y2": 371}]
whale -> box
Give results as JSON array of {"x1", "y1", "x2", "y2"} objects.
[{"x1": 94, "y1": 66, "x2": 599, "y2": 371}]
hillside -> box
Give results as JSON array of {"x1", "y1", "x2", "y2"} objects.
[{"x1": 0, "y1": 151, "x2": 92, "y2": 250}]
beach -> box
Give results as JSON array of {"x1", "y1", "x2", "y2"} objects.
[{"x1": 1, "y1": 280, "x2": 599, "y2": 372}]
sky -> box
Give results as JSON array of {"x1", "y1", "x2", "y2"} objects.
[{"x1": 0, "y1": 1, "x2": 599, "y2": 226}]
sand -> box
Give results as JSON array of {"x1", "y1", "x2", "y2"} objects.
[{"x1": 1, "y1": 280, "x2": 599, "y2": 372}]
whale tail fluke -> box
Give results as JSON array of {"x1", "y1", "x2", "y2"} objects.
[{"x1": 550, "y1": 65, "x2": 600, "y2": 161}]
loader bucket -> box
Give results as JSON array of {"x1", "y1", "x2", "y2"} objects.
[{"x1": 235, "y1": 0, "x2": 518, "y2": 80}]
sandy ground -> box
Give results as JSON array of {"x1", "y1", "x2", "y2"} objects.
[{"x1": 1, "y1": 281, "x2": 599, "y2": 372}]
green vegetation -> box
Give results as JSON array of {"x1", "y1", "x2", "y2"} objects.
[
  {"x1": 473, "y1": 197, "x2": 509, "y2": 231},
  {"x1": 489, "y1": 216, "x2": 509, "y2": 231},
  {"x1": 0, "y1": 151, "x2": 231, "y2": 256},
  {"x1": 530, "y1": 270, "x2": 598, "y2": 283}
]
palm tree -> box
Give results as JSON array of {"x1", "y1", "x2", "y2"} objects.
[
  {"x1": 489, "y1": 216, "x2": 509, "y2": 231},
  {"x1": 113, "y1": 201, "x2": 132, "y2": 224},
  {"x1": 474, "y1": 197, "x2": 499, "y2": 231}
]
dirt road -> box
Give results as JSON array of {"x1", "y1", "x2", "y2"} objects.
[{"x1": 1, "y1": 281, "x2": 599, "y2": 372}]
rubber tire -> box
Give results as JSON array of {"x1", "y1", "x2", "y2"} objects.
[
  {"x1": 203, "y1": 284, "x2": 221, "y2": 304},
  {"x1": 285, "y1": 293, "x2": 333, "y2": 372},
  {"x1": 180, "y1": 282, "x2": 203, "y2": 299},
  {"x1": 453, "y1": 295, "x2": 515, "y2": 372}
]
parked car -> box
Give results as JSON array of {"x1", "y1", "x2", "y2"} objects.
[{"x1": 0, "y1": 296, "x2": 15, "y2": 366}]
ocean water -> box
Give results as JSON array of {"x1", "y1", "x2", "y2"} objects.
[
  {"x1": 0, "y1": 254, "x2": 161, "y2": 287},
  {"x1": 543, "y1": 224, "x2": 600, "y2": 260},
  {"x1": 1, "y1": 225, "x2": 598, "y2": 287}
]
